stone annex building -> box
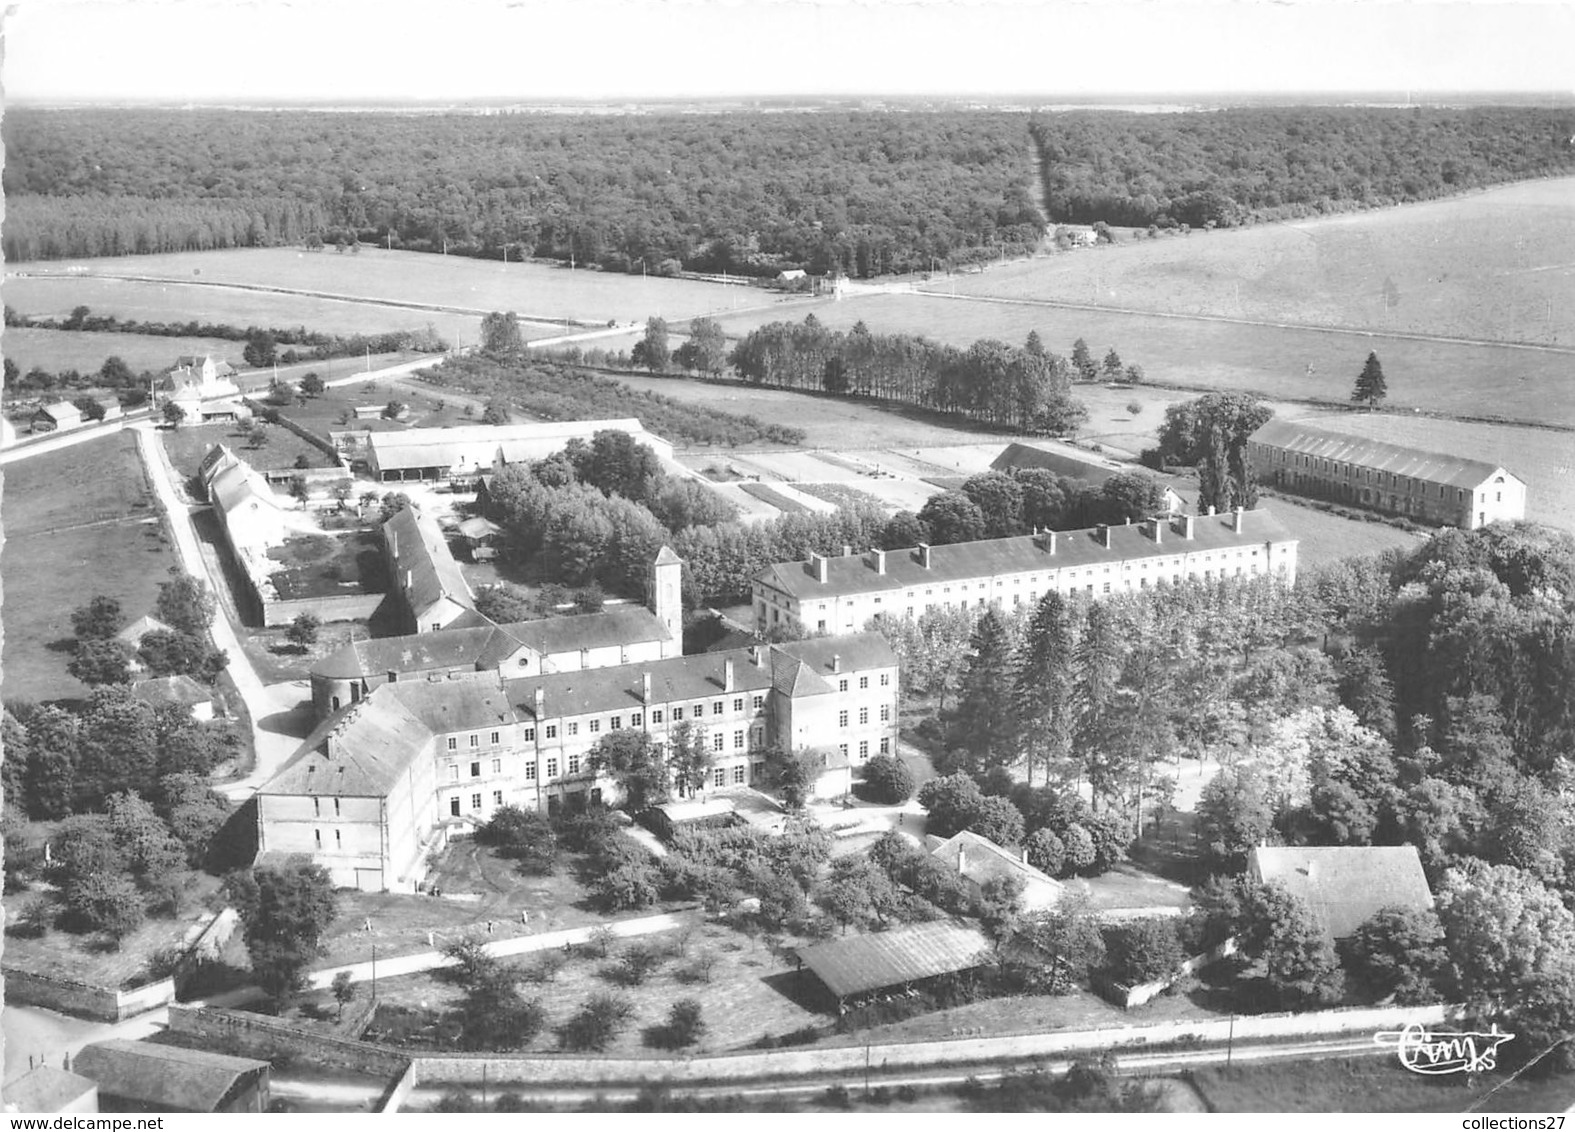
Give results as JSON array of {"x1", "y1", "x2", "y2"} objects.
[
  {"x1": 1246, "y1": 419, "x2": 1526, "y2": 529},
  {"x1": 753, "y1": 507, "x2": 1298, "y2": 637}
]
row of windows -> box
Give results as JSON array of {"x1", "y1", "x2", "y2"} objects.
[
  {"x1": 1269, "y1": 448, "x2": 1478, "y2": 501},
  {"x1": 839, "y1": 737, "x2": 891, "y2": 759},
  {"x1": 516, "y1": 696, "x2": 770, "y2": 744},
  {"x1": 445, "y1": 729, "x2": 504, "y2": 752},
  {"x1": 837, "y1": 705, "x2": 893, "y2": 726}
]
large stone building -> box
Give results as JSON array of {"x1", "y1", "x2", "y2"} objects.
[
  {"x1": 258, "y1": 632, "x2": 897, "y2": 891},
  {"x1": 383, "y1": 503, "x2": 477, "y2": 632},
  {"x1": 364, "y1": 419, "x2": 675, "y2": 483},
  {"x1": 310, "y1": 548, "x2": 684, "y2": 716},
  {"x1": 1246, "y1": 419, "x2": 1526, "y2": 529},
  {"x1": 753, "y1": 508, "x2": 1298, "y2": 637}
]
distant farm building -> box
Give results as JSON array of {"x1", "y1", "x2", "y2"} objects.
[
  {"x1": 795, "y1": 920, "x2": 994, "y2": 1010},
  {"x1": 70, "y1": 1040, "x2": 271, "y2": 1114},
  {"x1": 1246, "y1": 419, "x2": 1526, "y2": 529},
  {"x1": 3, "y1": 1065, "x2": 99, "y2": 1114},
  {"x1": 30, "y1": 401, "x2": 83, "y2": 433},
  {"x1": 1247, "y1": 845, "x2": 1434, "y2": 942},
  {"x1": 365, "y1": 420, "x2": 674, "y2": 483},
  {"x1": 383, "y1": 504, "x2": 476, "y2": 632},
  {"x1": 130, "y1": 674, "x2": 216, "y2": 722}
]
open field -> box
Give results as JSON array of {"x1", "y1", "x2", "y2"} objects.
[
  {"x1": 9, "y1": 245, "x2": 788, "y2": 330},
  {"x1": 2, "y1": 327, "x2": 241, "y2": 374},
  {"x1": 945, "y1": 178, "x2": 1575, "y2": 347},
  {"x1": 1287, "y1": 407, "x2": 1575, "y2": 533},
  {"x1": 709, "y1": 290, "x2": 1575, "y2": 429},
  {"x1": 161, "y1": 420, "x2": 337, "y2": 479},
  {"x1": 5, "y1": 274, "x2": 484, "y2": 346},
  {"x1": 1188, "y1": 1055, "x2": 1575, "y2": 1113},
  {"x1": 1, "y1": 430, "x2": 179, "y2": 703}
]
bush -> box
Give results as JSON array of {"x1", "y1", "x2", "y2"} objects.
[
  {"x1": 859, "y1": 754, "x2": 915, "y2": 804},
  {"x1": 1024, "y1": 828, "x2": 1065, "y2": 876},
  {"x1": 1103, "y1": 919, "x2": 1186, "y2": 987},
  {"x1": 556, "y1": 991, "x2": 635, "y2": 1052},
  {"x1": 644, "y1": 998, "x2": 705, "y2": 1050}
]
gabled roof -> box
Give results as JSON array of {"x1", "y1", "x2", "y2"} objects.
[
  {"x1": 199, "y1": 443, "x2": 241, "y2": 484},
  {"x1": 263, "y1": 691, "x2": 435, "y2": 797},
  {"x1": 502, "y1": 607, "x2": 672, "y2": 656},
  {"x1": 3, "y1": 1065, "x2": 98, "y2": 1113},
  {"x1": 1248, "y1": 845, "x2": 1434, "y2": 940},
  {"x1": 208, "y1": 460, "x2": 284, "y2": 521},
  {"x1": 757, "y1": 509, "x2": 1296, "y2": 601},
  {"x1": 315, "y1": 624, "x2": 516, "y2": 680},
  {"x1": 508, "y1": 648, "x2": 777, "y2": 721},
  {"x1": 36, "y1": 401, "x2": 81, "y2": 421},
  {"x1": 116, "y1": 614, "x2": 174, "y2": 645},
  {"x1": 383, "y1": 505, "x2": 473, "y2": 618},
  {"x1": 931, "y1": 830, "x2": 1063, "y2": 896},
  {"x1": 130, "y1": 674, "x2": 213, "y2": 708},
  {"x1": 1249, "y1": 419, "x2": 1518, "y2": 490},
  {"x1": 71, "y1": 1040, "x2": 268, "y2": 1113},
  {"x1": 990, "y1": 442, "x2": 1128, "y2": 483},
  {"x1": 796, "y1": 920, "x2": 994, "y2": 999}
]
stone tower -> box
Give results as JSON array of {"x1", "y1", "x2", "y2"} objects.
[{"x1": 649, "y1": 546, "x2": 684, "y2": 654}]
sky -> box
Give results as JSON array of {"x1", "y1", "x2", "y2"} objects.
[{"x1": 4, "y1": 0, "x2": 1573, "y2": 104}]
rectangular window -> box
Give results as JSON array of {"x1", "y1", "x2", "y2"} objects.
[
  {"x1": 525, "y1": 762, "x2": 537, "y2": 781},
  {"x1": 752, "y1": 695, "x2": 764, "y2": 710},
  {"x1": 589, "y1": 719, "x2": 601, "y2": 734},
  {"x1": 314, "y1": 829, "x2": 321, "y2": 848},
  {"x1": 838, "y1": 678, "x2": 849, "y2": 693},
  {"x1": 672, "y1": 707, "x2": 684, "y2": 721},
  {"x1": 446, "y1": 737, "x2": 458, "y2": 751},
  {"x1": 693, "y1": 702, "x2": 705, "y2": 717},
  {"x1": 879, "y1": 737, "x2": 890, "y2": 755},
  {"x1": 652, "y1": 709, "x2": 664, "y2": 724},
  {"x1": 448, "y1": 764, "x2": 459, "y2": 782},
  {"x1": 714, "y1": 768, "x2": 727, "y2": 788},
  {"x1": 733, "y1": 698, "x2": 744, "y2": 712},
  {"x1": 567, "y1": 722, "x2": 579, "y2": 736},
  {"x1": 469, "y1": 734, "x2": 479, "y2": 748},
  {"x1": 335, "y1": 829, "x2": 341, "y2": 847},
  {"x1": 313, "y1": 797, "x2": 321, "y2": 817},
  {"x1": 713, "y1": 700, "x2": 724, "y2": 715},
  {"x1": 544, "y1": 725, "x2": 556, "y2": 739},
  {"x1": 734, "y1": 765, "x2": 746, "y2": 785},
  {"x1": 712, "y1": 733, "x2": 725, "y2": 751},
  {"x1": 493, "y1": 790, "x2": 504, "y2": 806},
  {"x1": 489, "y1": 731, "x2": 500, "y2": 746},
  {"x1": 631, "y1": 712, "x2": 642, "y2": 727},
  {"x1": 838, "y1": 710, "x2": 849, "y2": 727},
  {"x1": 471, "y1": 793, "x2": 482, "y2": 811},
  {"x1": 859, "y1": 740, "x2": 869, "y2": 758},
  {"x1": 610, "y1": 716, "x2": 622, "y2": 730},
  {"x1": 523, "y1": 726, "x2": 536, "y2": 742},
  {"x1": 470, "y1": 762, "x2": 481, "y2": 778},
  {"x1": 839, "y1": 743, "x2": 849, "y2": 759},
  {"x1": 880, "y1": 704, "x2": 891, "y2": 722},
  {"x1": 334, "y1": 798, "x2": 341, "y2": 816},
  {"x1": 859, "y1": 707, "x2": 869, "y2": 725},
  {"x1": 733, "y1": 730, "x2": 745, "y2": 749},
  {"x1": 880, "y1": 673, "x2": 890, "y2": 687},
  {"x1": 568, "y1": 755, "x2": 580, "y2": 775},
  {"x1": 546, "y1": 758, "x2": 559, "y2": 778},
  {"x1": 859, "y1": 676, "x2": 869, "y2": 689}
]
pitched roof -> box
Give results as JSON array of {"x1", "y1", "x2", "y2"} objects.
[
  {"x1": 116, "y1": 614, "x2": 174, "y2": 645},
  {"x1": 37, "y1": 401, "x2": 81, "y2": 421},
  {"x1": 990, "y1": 442, "x2": 1129, "y2": 483},
  {"x1": 3, "y1": 1065, "x2": 98, "y2": 1113},
  {"x1": 383, "y1": 505, "x2": 473, "y2": 618},
  {"x1": 263, "y1": 691, "x2": 434, "y2": 797},
  {"x1": 509, "y1": 648, "x2": 777, "y2": 720},
  {"x1": 931, "y1": 829, "x2": 1064, "y2": 895},
  {"x1": 199, "y1": 443, "x2": 240, "y2": 483},
  {"x1": 1249, "y1": 419, "x2": 1517, "y2": 490},
  {"x1": 71, "y1": 1040, "x2": 268, "y2": 1112},
  {"x1": 208, "y1": 460, "x2": 284, "y2": 521},
  {"x1": 1248, "y1": 845, "x2": 1434, "y2": 940},
  {"x1": 758, "y1": 510, "x2": 1295, "y2": 601},
  {"x1": 502, "y1": 606, "x2": 672, "y2": 655},
  {"x1": 796, "y1": 920, "x2": 994, "y2": 999},
  {"x1": 130, "y1": 674, "x2": 213, "y2": 708},
  {"x1": 367, "y1": 420, "x2": 657, "y2": 471}
]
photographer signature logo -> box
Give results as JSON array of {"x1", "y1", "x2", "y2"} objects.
[{"x1": 1373, "y1": 1022, "x2": 1515, "y2": 1075}]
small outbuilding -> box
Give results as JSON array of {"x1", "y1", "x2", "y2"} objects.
[
  {"x1": 1247, "y1": 845, "x2": 1434, "y2": 942},
  {"x1": 2, "y1": 1065, "x2": 100, "y2": 1114},
  {"x1": 795, "y1": 919, "x2": 994, "y2": 1010},
  {"x1": 71, "y1": 1040, "x2": 271, "y2": 1114},
  {"x1": 930, "y1": 829, "x2": 1064, "y2": 911},
  {"x1": 30, "y1": 402, "x2": 83, "y2": 434},
  {"x1": 131, "y1": 674, "x2": 216, "y2": 722}
]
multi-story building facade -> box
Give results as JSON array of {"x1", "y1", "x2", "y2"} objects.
[
  {"x1": 1246, "y1": 419, "x2": 1526, "y2": 529},
  {"x1": 753, "y1": 508, "x2": 1298, "y2": 637},
  {"x1": 257, "y1": 633, "x2": 898, "y2": 891}
]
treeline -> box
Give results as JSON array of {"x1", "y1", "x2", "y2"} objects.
[
  {"x1": 420, "y1": 355, "x2": 806, "y2": 447},
  {"x1": 4, "y1": 108, "x2": 1044, "y2": 274},
  {"x1": 1030, "y1": 106, "x2": 1575, "y2": 228},
  {"x1": 8, "y1": 304, "x2": 448, "y2": 357},
  {"x1": 728, "y1": 317, "x2": 1089, "y2": 434}
]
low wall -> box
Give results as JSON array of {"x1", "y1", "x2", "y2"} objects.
[
  {"x1": 3, "y1": 968, "x2": 178, "y2": 1023},
  {"x1": 411, "y1": 1002, "x2": 1453, "y2": 1088},
  {"x1": 184, "y1": 906, "x2": 241, "y2": 962},
  {"x1": 376, "y1": 1061, "x2": 419, "y2": 1114},
  {"x1": 1104, "y1": 936, "x2": 1240, "y2": 1010},
  {"x1": 167, "y1": 1005, "x2": 411, "y2": 1077},
  {"x1": 261, "y1": 591, "x2": 385, "y2": 628},
  {"x1": 248, "y1": 399, "x2": 342, "y2": 464}
]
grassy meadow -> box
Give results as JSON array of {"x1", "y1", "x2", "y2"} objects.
[
  {"x1": 1, "y1": 431, "x2": 179, "y2": 703},
  {"x1": 2, "y1": 327, "x2": 242, "y2": 375}
]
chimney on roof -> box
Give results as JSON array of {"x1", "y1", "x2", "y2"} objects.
[
  {"x1": 724, "y1": 658, "x2": 735, "y2": 692},
  {"x1": 915, "y1": 543, "x2": 932, "y2": 568},
  {"x1": 1150, "y1": 518, "x2": 1164, "y2": 544},
  {"x1": 404, "y1": 569, "x2": 413, "y2": 592},
  {"x1": 868, "y1": 548, "x2": 886, "y2": 575},
  {"x1": 1097, "y1": 523, "x2": 1113, "y2": 549},
  {"x1": 1233, "y1": 505, "x2": 1245, "y2": 533},
  {"x1": 842, "y1": 544, "x2": 852, "y2": 557},
  {"x1": 1182, "y1": 514, "x2": 1196, "y2": 540},
  {"x1": 751, "y1": 644, "x2": 767, "y2": 667},
  {"x1": 642, "y1": 672, "x2": 652, "y2": 704},
  {"x1": 1034, "y1": 529, "x2": 1058, "y2": 554},
  {"x1": 1206, "y1": 504, "x2": 1216, "y2": 517},
  {"x1": 831, "y1": 654, "x2": 841, "y2": 674},
  {"x1": 808, "y1": 553, "x2": 829, "y2": 584},
  {"x1": 534, "y1": 686, "x2": 544, "y2": 719}
]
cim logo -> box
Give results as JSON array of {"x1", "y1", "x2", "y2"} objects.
[{"x1": 1373, "y1": 1022, "x2": 1515, "y2": 1075}]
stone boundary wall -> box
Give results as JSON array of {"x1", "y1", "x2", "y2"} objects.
[
  {"x1": 1100, "y1": 936, "x2": 1241, "y2": 1010},
  {"x1": 261, "y1": 591, "x2": 385, "y2": 628},
  {"x1": 3, "y1": 969, "x2": 177, "y2": 1023},
  {"x1": 246, "y1": 398, "x2": 342, "y2": 464},
  {"x1": 167, "y1": 1005, "x2": 410, "y2": 1077},
  {"x1": 376, "y1": 1061, "x2": 420, "y2": 1114}
]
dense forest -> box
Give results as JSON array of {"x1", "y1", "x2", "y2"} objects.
[
  {"x1": 1, "y1": 109, "x2": 1044, "y2": 273},
  {"x1": 1030, "y1": 106, "x2": 1575, "y2": 228}
]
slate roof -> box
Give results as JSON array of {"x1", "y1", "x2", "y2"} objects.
[
  {"x1": 796, "y1": 920, "x2": 994, "y2": 999},
  {"x1": 3, "y1": 1065, "x2": 98, "y2": 1113},
  {"x1": 36, "y1": 401, "x2": 81, "y2": 422},
  {"x1": 502, "y1": 607, "x2": 672, "y2": 656},
  {"x1": 264, "y1": 692, "x2": 434, "y2": 797},
  {"x1": 758, "y1": 510, "x2": 1295, "y2": 601},
  {"x1": 931, "y1": 829, "x2": 1064, "y2": 898},
  {"x1": 116, "y1": 614, "x2": 174, "y2": 646},
  {"x1": 508, "y1": 649, "x2": 777, "y2": 720},
  {"x1": 384, "y1": 505, "x2": 473, "y2": 617},
  {"x1": 130, "y1": 674, "x2": 213, "y2": 708},
  {"x1": 1248, "y1": 845, "x2": 1434, "y2": 940},
  {"x1": 990, "y1": 442, "x2": 1128, "y2": 483},
  {"x1": 1249, "y1": 419, "x2": 1518, "y2": 490},
  {"x1": 72, "y1": 1040, "x2": 267, "y2": 1113},
  {"x1": 208, "y1": 460, "x2": 283, "y2": 520}
]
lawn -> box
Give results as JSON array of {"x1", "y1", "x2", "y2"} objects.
[
  {"x1": 241, "y1": 619, "x2": 373, "y2": 685},
  {"x1": 708, "y1": 290, "x2": 1575, "y2": 430},
  {"x1": 1, "y1": 431, "x2": 179, "y2": 703},
  {"x1": 3, "y1": 327, "x2": 242, "y2": 375},
  {"x1": 266, "y1": 530, "x2": 386, "y2": 600},
  {"x1": 1188, "y1": 1055, "x2": 1575, "y2": 1113},
  {"x1": 272, "y1": 383, "x2": 478, "y2": 441},
  {"x1": 946, "y1": 177, "x2": 1575, "y2": 348},
  {"x1": 160, "y1": 419, "x2": 336, "y2": 480},
  {"x1": 10, "y1": 245, "x2": 765, "y2": 331}
]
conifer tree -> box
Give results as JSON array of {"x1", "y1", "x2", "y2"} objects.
[{"x1": 1352, "y1": 351, "x2": 1388, "y2": 408}]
